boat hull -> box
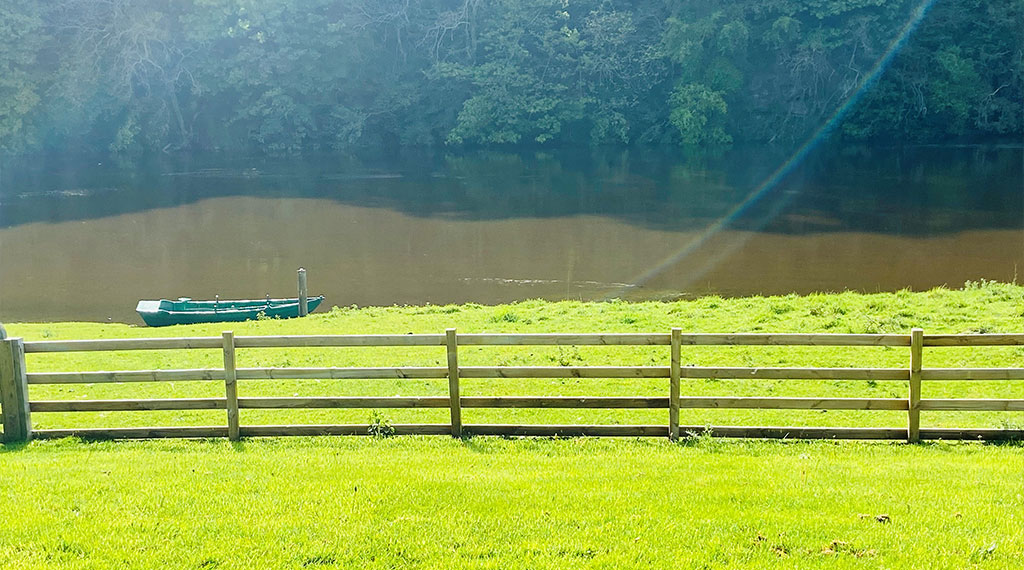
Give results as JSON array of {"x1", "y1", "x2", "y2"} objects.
[{"x1": 136, "y1": 296, "x2": 324, "y2": 327}]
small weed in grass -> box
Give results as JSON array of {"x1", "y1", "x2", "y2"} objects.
[
  {"x1": 490, "y1": 308, "x2": 519, "y2": 323},
  {"x1": 367, "y1": 411, "x2": 395, "y2": 438}
]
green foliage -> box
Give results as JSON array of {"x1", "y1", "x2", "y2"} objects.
[
  {"x1": 0, "y1": 0, "x2": 1019, "y2": 153},
  {"x1": 439, "y1": 0, "x2": 666, "y2": 146},
  {"x1": 367, "y1": 411, "x2": 395, "y2": 438},
  {"x1": 669, "y1": 83, "x2": 731, "y2": 144},
  {"x1": 0, "y1": 0, "x2": 45, "y2": 152},
  {"x1": 843, "y1": 0, "x2": 1024, "y2": 140},
  {"x1": 926, "y1": 46, "x2": 985, "y2": 134}
]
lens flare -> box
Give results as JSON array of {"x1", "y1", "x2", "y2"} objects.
[{"x1": 609, "y1": 0, "x2": 937, "y2": 299}]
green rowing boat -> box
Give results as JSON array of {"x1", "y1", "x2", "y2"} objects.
[{"x1": 136, "y1": 296, "x2": 324, "y2": 327}]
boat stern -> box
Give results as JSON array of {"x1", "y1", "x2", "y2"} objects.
[
  {"x1": 136, "y1": 299, "x2": 175, "y2": 327},
  {"x1": 136, "y1": 300, "x2": 164, "y2": 314}
]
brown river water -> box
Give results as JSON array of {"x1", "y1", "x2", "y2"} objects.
[{"x1": 1, "y1": 145, "x2": 1022, "y2": 323}]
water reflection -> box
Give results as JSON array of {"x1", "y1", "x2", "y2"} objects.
[{"x1": 0, "y1": 145, "x2": 1021, "y2": 323}]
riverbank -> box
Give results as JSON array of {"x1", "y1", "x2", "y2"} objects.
[{"x1": 10, "y1": 279, "x2": 1024, "y2": 339}]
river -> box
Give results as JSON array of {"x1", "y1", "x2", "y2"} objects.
[{"x1": 1, "y1": 144, "x2": 1021, "y2": 323}]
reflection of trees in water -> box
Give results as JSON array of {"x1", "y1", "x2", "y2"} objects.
[{"x1": 0, "y1": 146, "x2": 1021, "y2": 235}]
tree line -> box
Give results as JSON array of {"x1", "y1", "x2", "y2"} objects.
[{"x1": 0, "y1": 0, "x2": 1020, "y2": 154}]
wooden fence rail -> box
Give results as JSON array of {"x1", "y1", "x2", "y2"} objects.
[{"x1": 3, "y1": 328, "x2": 1024, "y2": 443}]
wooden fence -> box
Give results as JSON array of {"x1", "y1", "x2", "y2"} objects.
[{"x1": 2, "y1": 328, "x2": 1024, "y2": 443}]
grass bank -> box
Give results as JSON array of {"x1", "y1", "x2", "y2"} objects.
[
  {"x1": 6, "y1": 281, "x2": 1024, "y2": 430},
  {"x1": 2, "y1": 283, "x2": 1024, "y2": 568}
]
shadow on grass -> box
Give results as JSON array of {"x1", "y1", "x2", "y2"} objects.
[
  {"x1": 1, "y1": 435, "x2": 240, "y2": 453},
  {"x1": 0, "y1": 441, "x2": 31, "y2": 453},
  {"x1": 4, "y1": 433, "x2": 1022, "y2": 454},
  {"x1": 456, "y1": 434, "x2": 676, "y2": 456}
]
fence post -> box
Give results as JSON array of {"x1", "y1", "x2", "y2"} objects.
[
  {"x1": 297, "y1": 268, "x2": 308, "y2": 317},
  {"x1": 222, "y1": 331, "x2": 240, "y2": 441},
  {"x1": 908, "y1": 328, "x2": 923, "y2": 443},
  {"x1": 446, "y1": 328, "x2": 462, "y2": 438},
  {"x1": 669, "y1": 327, "x2": 681, "y2": 441},
  {"x1": 0, "y1": 338, "x2": 32, "y2": 443}
]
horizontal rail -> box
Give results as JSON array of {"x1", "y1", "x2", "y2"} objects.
[
  {"x1": 458, "y1": 334, "x2": 669, "y2": 345},
  {"x1": 460, "y1": 366, "x2": 668, "y2": 378},
  {"x1": 463, "y1": 397, "x2": 667, "y2": 408},
  {"x1": 33, "y1": 426, "x2": 229, "y2": 439},
  {"x1": 25, "y1": 333, "x2": 1024, "y2": 353},
  {"x1": 679, "y1": 367, "x2": 908, "y2": 380},
  {"x1": 22, "y1": 332, "x2": 914, "y2": 353},
  {"x1": 920, "y1": 428, "x2": 1024, "y2": 440},
  {"x1": 919, "y1": 399, "x2": 1024, "y2": 411},
  {"x1": 23, "y1": 335, "x2": 448, "y2": 352},
  {"x1": 25, "y1": 366, "x2": 910, "y2": 384},
  {"x1": 27, "y1": 369, "x2": 224, "y2": 384},
  {"x1": 921, "y1": 368, "x2": 1024, "y2": 380},
  {"x1": 26, "y1": 396, "x2": 915, "y2": 412},
  {"x1": 236, "y1": 396, "x2": 669, "y2": 409},
  {"x1": 462, "y1": 425, "x2": 908, "y2": 439},
  {"x1": 235, "y1": 367, "x2": 448, "y2": 380},
  {"x1": 240, "y1": 424, "x2": 453, "y2": 437},
  {"x1": 24, "y1": 338, "x2": 221, "y2": 352},
  {"x1": 28, "y1": 367, "x2": 448, "y2": 384},
  {"x1": 924, "y1": 334, "x2": 1024, "y2": 346},
  {"x1": 238, "y1": 397, "x2": 449, "y2": 409},
  {"x1": 234, "y1": 334, "x2": 446, "y2": 347},
  {"x1": 676, "y1": 334, "x2": 909, "y2": 346},
  {"x1": 459, "y1": 333, "x2": 908, "y2": 346},
  {"x1": 32, "y1": 425, "x2": 454, "y2": 439},
  {"x1": 677, "y1": 426, "x2": 907, "y2": 439},
  {"x1": 459, "y1": 366, "x2": 907, "y2": 380},
  {"x1": 677, "y1": 397, "x2": 907, "y2": 410},
  {"x1": 463, "y1": 424, "x2": 670, "y2": 437},
  {"x1": 31, "y1": 398, "x2": 226, "y2": 412},
  {"x1": 468, "y1": 397, "x2": 905, "y2": 409}
]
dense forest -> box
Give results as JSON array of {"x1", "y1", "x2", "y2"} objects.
[{"x1": 0, "y1": 0, "x2": 1020, "y2": 154}]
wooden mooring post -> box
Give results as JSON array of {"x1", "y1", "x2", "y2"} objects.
[
  {"x1": 297, "y1": 268, "x2": 309, "y2": 317},
  {"x1": 0, "y1": 337, "x2": 32, "y2": 443}
]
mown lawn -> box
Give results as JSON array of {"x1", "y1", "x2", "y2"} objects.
[{"x1": 1, "y1": 437, "x2": 1022, "y2": 569}]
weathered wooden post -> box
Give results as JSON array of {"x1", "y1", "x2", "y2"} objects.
[
  {"x1": 222, "y1": 331, "x2": 240, "y2": 441},
  {"x1": 670, "y1": 327, "x2": 681, "y2": 441},
  {"x1": 446, "y1": 328, "x2": 462, "y2": 437},
  {"x1": 908, "y1": 328, "x2": 923, "y2": 443},
  {"x1": 0, "y1": 336, "x2": 32, "y2": 443},
  {"x1": 297, "y1": 268, "x2": 308, "y2": 317}
]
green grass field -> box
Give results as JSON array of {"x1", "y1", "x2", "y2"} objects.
[
  {"x1": 2, "y1": 438, "x2": 1022, "y2": 569},
  {"x1": 2, "y1": 282, "x2": 1024, "y2": 568}
]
